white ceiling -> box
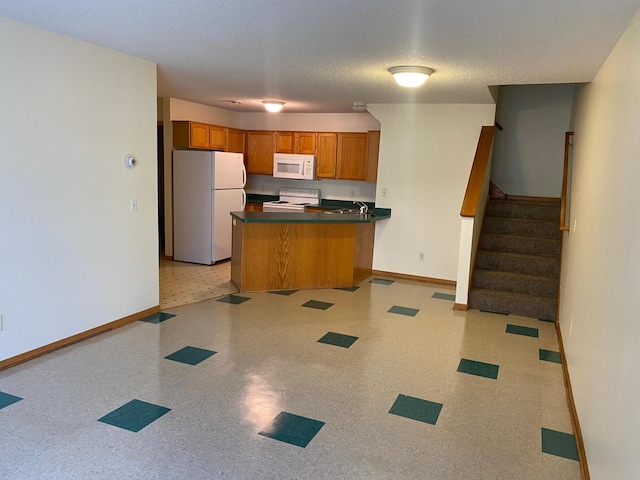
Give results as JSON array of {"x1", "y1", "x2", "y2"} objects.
[{"x1": 1, "y1": 1, "x2": 638, "y2": 112}]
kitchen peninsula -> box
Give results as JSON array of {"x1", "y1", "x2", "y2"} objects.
[{"x1": 230, "y1": 210, "x2": 391, "y2": 292}]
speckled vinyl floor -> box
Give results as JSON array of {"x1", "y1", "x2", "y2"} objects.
[
  {"x1": 0, "y1": 277, "x2": 581, "y2": 479},
  {"x1": 159, "y1": 257, "x2": 237, "y2": 309}
]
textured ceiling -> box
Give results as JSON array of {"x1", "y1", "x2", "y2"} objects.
[{"x1": 1, "y1": 0, "x2": 638, "y2": 112}]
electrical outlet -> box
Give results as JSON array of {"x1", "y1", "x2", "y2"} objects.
[
  {"x1": 130, "y1": 199, "x2": 137, "y2": 212},
  {"x1": 572, "y1": 218, "x2": 577, "y2": 233},
  {"x1": 382, "y1": 187, "x2": 388, "y2": 197},
  {"x1": 418, "y1": 252, "x2": 425, "y2": 261}
]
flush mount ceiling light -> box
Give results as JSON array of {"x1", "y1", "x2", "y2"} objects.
[
  {"x1": 388, "y1": 66, "x2": 435, "y2": 88},
  {"x1": 262, "y1": 101, "x2": 285, "y2": 113}
]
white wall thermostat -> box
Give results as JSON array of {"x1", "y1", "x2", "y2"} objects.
[{"x1": 124, "y1": 154, "x2": 137, "y2": 169}]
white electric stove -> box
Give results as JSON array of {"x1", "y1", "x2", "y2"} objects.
[{"x1": 263, "y1": 188, "x2": 321, "y2": 213}]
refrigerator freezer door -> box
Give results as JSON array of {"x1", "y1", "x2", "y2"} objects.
[
  {"x1": 173, "y1": 150, "x2": 213, "y2": 265},
  {"x1": 212, "y1": 188, "x2": 245, "y2": 262},
  {"x1": 213, "y1": 152, "x2": 246, "y2": 189}
]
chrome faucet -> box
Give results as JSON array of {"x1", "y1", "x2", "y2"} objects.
[{"x1": 354, "y1": 201, "x2": 369, "y2": 215}]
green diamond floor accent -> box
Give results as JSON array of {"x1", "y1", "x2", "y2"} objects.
[
  {"x1": 539, "y1": 349, "x2": 562, "y2": 364},
  {"x1": 268, "y1": 290, "x2": 298, "y2": 296},
  {"x1": 506, "y1": 324, "x2": 539, "y2": 338},
  {"x1": 432, "y1": 292, "x2": 455, "y2": 301},
  {"x1": 388, "y1": 305, "x2": 419, "y2": 317},
  {"x1": 457, "y1": 358, "x2": 499, "y2": 379},
  {"x1": 370, "y1": 278, "x2": 394, "y2": 285},
  {"x1": 317, "y1": 332, "x2": 358, "y2": 348},
  {"x1": 0, "y1": 391, "x2": 23, "y2": 410},
  {"x1": 258, "y1": 411, "x2": 325, "y2": 448},
  {"x1": 388, "y1": 394, "x2": 443, "y2": 425},
  {"x1": 164, "y1": 346, "x2": 216, "y2": 365},
  {"x1": 542, "y1": 428, "x2": 579, "y2": 461},
  {"x1": 139, "y1": 312, "x2": 176, "y2": 324},
  {"x1": 302, "y1": 300, "x2": 333, "y2": 310},
  {"x1": 98, "y1": 399, "x2": 171, "y2": 433},
  {"x1": 217, "y1": 294, "x2": 251, "y2": 305},
  {"x1": 335, "y1": 286, "x2": 359, "y2": 292}
]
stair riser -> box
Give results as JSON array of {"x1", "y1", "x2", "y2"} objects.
[
  {"x1": 486, "y1": 202, "x2": 561, "y2": 221},
  {"x1": 469, "y1": 290, "x2": 557, "y2": 320},
  {"x1": 472, "y1": 270, "x2": 558, "y2": 298},
  {"x1": 483, "y1": 217, "x2": 561, "y2": 239},
  {"x1": 479, "y1": 234, "x2": 561, "y2": 257},
  {"x1": 476, "y1": 251, "x2": 560, "y2": 277}
]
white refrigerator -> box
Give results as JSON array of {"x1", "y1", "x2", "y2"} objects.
[{"x1": 173, "y1": 150, "x2": 246, "y2": 265}]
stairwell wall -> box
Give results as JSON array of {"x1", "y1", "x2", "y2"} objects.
[
  {"x1": 491, "y1": 84, "x2": 575, "y2": 197},
  {"x1": 559, "y1": 11, "x2": 640, "y2": 480}
]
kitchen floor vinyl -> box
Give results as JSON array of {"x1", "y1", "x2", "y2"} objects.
[
  {"x1": 0, "y1": 277, "x2": 580, "y2": 479},
  {"x1": 159, "y1": 257, "x2": 237, "y2": 309}
]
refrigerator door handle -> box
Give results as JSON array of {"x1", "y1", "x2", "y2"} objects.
[
  {"x1": 241, "y1": 189, "x2": 247, "y2": 209},
  {"x1": 241, "y1": 163, "x2": 247, "y2": 188}
]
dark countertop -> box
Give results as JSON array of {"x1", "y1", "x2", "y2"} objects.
[
  {"x1": 231, "y1": 208, "x2": 391, "y2": 224},
  {"x1": 246, "y1": 193, "x2": 376, "y2": 211}
]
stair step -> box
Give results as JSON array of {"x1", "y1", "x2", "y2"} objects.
[
  {"x1": 475, "y1": 250, "x2": 560, "y2": 277},
  {"x1": 479, "y1": 233, "x2": 561, "y2": 257},
  {"x1": 486, "y1": 199, "x2": 561, "y2": 221},
  {"x1": 483, "y1": 216, "x2": 561, "y2": 239},
  {"x1": 472, "y1": 269, "x2": 558, "y2": 298},
  {"x1": 469, "y1": 288, "x2": 557, "y2": 321}
]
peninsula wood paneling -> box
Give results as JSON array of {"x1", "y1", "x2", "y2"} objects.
[{"x1": 231, "y1": 221, "x2": 374, "y2": 292}]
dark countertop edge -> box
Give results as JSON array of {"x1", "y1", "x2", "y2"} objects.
[
  {"x1": 246, "y1": 193, "x2": 376, "y2": 210},
  {"x1": 231, "y1": 209, "x2": 391, "y2": 224}
]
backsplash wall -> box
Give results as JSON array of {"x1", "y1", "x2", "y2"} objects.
[{"x1": 246, "y1": 174, "x2": 376, "y2": 202}]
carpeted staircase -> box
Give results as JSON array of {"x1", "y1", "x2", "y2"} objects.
[{"x1": 469, "y1": 198, "x2": 562, "y2": 321}]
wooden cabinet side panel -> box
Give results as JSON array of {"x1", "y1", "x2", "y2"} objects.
[
  {"x1": 365, "y1": 130, "x2": 380, "y2": 183},
  {"x1": 173, "y1": 121, "x2": 191, "y2": 148},
  {"x1": 353, "y1": 222, "x2": 375, "y2": 284},
  {"x1": 316, "y1": 133, "x2": 337, "y2": 178},
  {"x1": 230, "y1": 221, "x2": 244, "y2": 291},
  {"x1": 337, "y1": 133, "x2": 368, "y2": 180}
]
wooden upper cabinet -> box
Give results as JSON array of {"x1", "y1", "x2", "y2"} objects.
[
  {"x1": 365, "y1": 131, "x2": 380, "y2": 183},
  {"x1": 295, "y1": 132, "x2": 316, "y2": 154},
  {"x1": 337, "y1": 133, "x2": 368, "y2": 180},
  {"x1": 316, "y1": 133, "x2": 338, "y2": 179},
  {"x1": 173, "y1": 121, "x2": 210, "y2": 149},
  {"x1": 246, "y1": 131, "x2": 275, "y2": 175},
  {"x1": 226, "y1": 128, "x2": 245, "y2": 154},
  {"x1": 275, "y1": 132, "x2": 294, "y2": 153},
  {"x1": 209, "y1": 125, "x2": 226, "y2": 150}
]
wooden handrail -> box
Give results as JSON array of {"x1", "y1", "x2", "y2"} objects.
[
  {"x1": 460, "y1": 126, "x2": 496, "y2": 217},
  {"x1": 560, "y1": 132, "x2": 574, "y2": 232}
]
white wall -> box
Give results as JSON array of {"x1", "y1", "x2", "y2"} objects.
[
  {"x1": 240, "y1": 112, "x2": 380, "y2": 132},
  {"x1": 367, "y1": 104, "x2": 496, "y2": 281},
  {"x1": 491, "y1": 84, "x2": 575, "y2": 197},
  {"x1": 559, "y1": 12, "x2": 640, "y2": 480},
  {"x1": 0, "y1": 17, "x2": 158, "y2": 361}
]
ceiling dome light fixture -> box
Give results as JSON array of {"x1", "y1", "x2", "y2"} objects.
[
  {"x1": 388, "y1": 66, "x2": 435, "y2": 88},
  {"x1": 262, "y1": 101, "x2": 285, "y2": 113}
]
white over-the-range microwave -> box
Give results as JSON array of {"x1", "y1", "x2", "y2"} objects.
[{"x1": 273, "y1": 153, "x2": 315, "y2": 180}]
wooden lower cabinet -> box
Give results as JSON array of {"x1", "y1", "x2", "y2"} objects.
[
  {"x1": 244, "y1": 203, "x2": 263, "y2": 212},
  {"x1": 231, "y1": 220, "x2": 374, "y2": 292}
]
